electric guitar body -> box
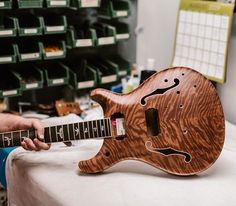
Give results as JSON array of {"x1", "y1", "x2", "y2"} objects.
[{"x1": 79, "y1": 67, "x2": 225, "y2": 176}]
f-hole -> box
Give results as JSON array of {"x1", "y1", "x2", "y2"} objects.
[
  {"x1": 141, "y1": 78, "x2": 180, "y2": 105},
  {"x1": 145, "y1": 108, "x2": 160, "y2": 136}
]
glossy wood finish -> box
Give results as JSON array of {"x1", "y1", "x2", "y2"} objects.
[{"x1": 79, "y1": 67, "x2": 225, "y2": 176}]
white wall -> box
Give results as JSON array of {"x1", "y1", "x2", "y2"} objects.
[
  {"x1": 136, "y1": 0, "x2": 180, "y2": 70},
  {"x1": 218, "y1": 14, "x2": 236, "y2": 124}
]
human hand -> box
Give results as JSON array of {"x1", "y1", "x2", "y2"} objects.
[{"x1": 0, "y1": 114, "x2": 50, "y2": 151}]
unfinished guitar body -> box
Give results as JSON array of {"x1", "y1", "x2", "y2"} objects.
[{"x1": 79, "y1": 67, "x2": 225, "y2": 175}]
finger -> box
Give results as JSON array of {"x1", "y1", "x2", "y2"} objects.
[
  {"x1": 24, "y1": 138, "x2": 39, "y2": 151},
  {"x1": 34, "y1": 139, "x2": 50, "y2": 150},
  {"x1": 30, "y1": 119, "x2": 44, "y2": 139},
  {"x1": 21, "y1": 141, "x2": 31, "y2": 151}
]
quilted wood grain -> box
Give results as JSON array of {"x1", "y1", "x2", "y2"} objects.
[{"x1": 79, "y1": 67, "x2": 225, "y2": 176}]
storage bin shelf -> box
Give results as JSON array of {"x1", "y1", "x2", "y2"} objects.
[
  {"x1": 12, "y1": 65, "x2": 44, "y2": 91},
  {"x1": 106, "y1": 55, "x2": 131, "y2": 77},
  {"x1": 0, "y1": 69, "x2": 22, "y2": 98},
  {"x1": 67, "y1": 27, "x2": 96, "y2": 48},
  {"x1": 92, "y1": 23, "x2": 116, "y2": 46},
  {"x1": 16, "y1": 41, "x2": 42, "y2": 62},
  {"x1": 43, "y1": 63, "x2": 70, "y2": 87},
  {"x1": 0, "y1": 43, "x2": 17, "y2": 64},
  {"x1": 68, "y1": 60, "x2": 97, "y2": 90},
  {"x1": 88, "y1": 58, "x2": 118, "y2": 85},
  {"x1": 42, "y1": 40, "x2": 66, "y2": 60},
  {"x1": 99, "y1": 0, "x2": 131, "y2": 19},
  {"x1": 0, "y1": 0, "x2": 12, "y2": 9},
  {"x1": 17, "y1": 14, "x2": 43, "y2": 36},
  {"x1": 0, "y1": 17, "x2": 17, "y2": 38},
  {"x1": 43, "y1": 14, "x2": 67, "y2": 35}
]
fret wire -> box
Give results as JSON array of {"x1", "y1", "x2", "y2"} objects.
[{"x1": 27, "y1": 130, "x2": 30, "y2": 140}]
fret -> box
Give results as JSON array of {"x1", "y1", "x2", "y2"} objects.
[
  {"x1": 68, "y1": 124, "x2": 74, "y2": 140},
  {"x1": 96, "y1": 119, "x2": 101, "y2": 137},
  {"x1": 103, "y1": 119, "x2": 107, "y2": 137},
  {"x1": 3, "y1": 133, "x2": 13, "y2": 147},
  {"x1": 88, "y1": 121, "x2": 94, "y2": 139},
  {"x1": 11, "y1": 132, "x2": 14, "y2": 146},
  {"x1": 44, "y1": 127, "x2": 51, "y2": 143},
  {"x1": 79, "y1": 122, "x2": 84, "y2": 139},
  {"x1": 100, "y1": 119, "x2": 106, "y2": 137},
  {"x1": 13, "y1": 131, "x2": 21, "y2": 146},
  {"x1": 104, "y1": 119, "x2": 109, "y2": 137},
  {"x1": 108, "y1": 119, "x2": 112, "y2": 137},
  {"x1": 0, "y1": 134, "x2": 3, "y2": 148},
  {"x1": 29, "y1": 129, "x2": 36, "y2": 140},
  {"x1": 50, "y1": 126, "x2": 57, "y2": 143},
  {"x1": 21, "y1": 130, "x2": 28, "y2": 141},
  {"x1": 74, "y1": 123, "x2": 80, "y2": 140},
  {"x1": 91, "y1": 121, "x2": 97, "y2": 138},
  {"x1": 56, "y1": 125, "x2": 64, "y2": 142},
  {"x1": 83, "y1": 121, "x2": 90, "y2": 139},
  {"x1": 63, "y1": 124, "x2": 70, "y2": 141}
]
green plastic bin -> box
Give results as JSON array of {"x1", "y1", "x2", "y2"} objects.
[
  {"x1": 0, "y1": 17, "x2": 17, "y2": 37},
  {"x1": 17, "y1": 14, "x2": 43, "y2": 36},
  {"x1": 0, "y1": 43, "x2": 17, "y2": 64},
  {"x1": 99, "y1": 0, "x2": 131, "y2": 19},
  {"x1": 67, "y1": 60, "x2": 97, "y2": 90},
  {"x1": 0, "y1": 69, "x2": 22, "y2": 98},
  {"x1": 17, "y1": 0, "x2": 43, "y2": 8},
  {"x1": 109, "y1": 21, "x2": 130, "y2": 41},
  {"x1": 44, "y1": 63, "x2": 70, "y2": 86},
  {"x1": 67, "y1": 27, "x2": 96, "y2": 48},
  {"x1": 46, "y1": 0, "x2": 70, "y2": 8},
  {"x1": 88, "y1": 58, "x2": 118, "y2": 85},
  {"x1": 16, "y1": 41, "x2": 42, "y2": 62},
  {"x1": 106, "y1": 55, "x2": 131, "y2": 77},
  {"x1": 43, "y1": 14, "x2": 67, "y2": 34},
  {"x1": 41, "y1": 40, "x2": 66, "y2": 60},
  {"x1": 71, "y1": 0, "x2": 101, "y2": 8},
  {"x1": 12, "y1": 66, "x2": 44, "y2": 90},
  {"x1": 92, "y1": 23, "x2": 116, "y2": 46},
  {"x1": 0, "y1": 0, "x2": 12, "y2": 9}
]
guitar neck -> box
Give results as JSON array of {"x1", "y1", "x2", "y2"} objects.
[{"x1": 0, "y1": 118, "x2": 112, "y2": 148}]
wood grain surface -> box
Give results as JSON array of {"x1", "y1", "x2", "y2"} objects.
[{"x1": 79, "y1": 67, "x2": 225, "y2": 176}]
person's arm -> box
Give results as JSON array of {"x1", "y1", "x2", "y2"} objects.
[{"x1": 0, "y1": 113, "x2": 50, "y2": 151}]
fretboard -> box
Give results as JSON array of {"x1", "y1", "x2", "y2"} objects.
[{"x1": 0, "y1": 118, "x2": 112, "y2": 148}]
